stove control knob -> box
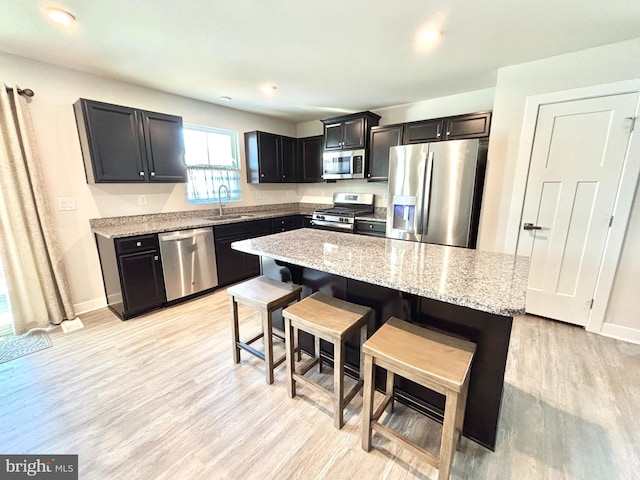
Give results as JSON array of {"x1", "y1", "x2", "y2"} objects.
[{"x1": 317, "y1": 215, "x2": 325, "y2": 220}]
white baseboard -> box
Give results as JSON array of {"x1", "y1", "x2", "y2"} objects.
[
  {"x1": 600, "y1": 322, "x2": 640, "y2": 345},
  {"x1": 74, "y1": 297, "x2": 107, "y2": 315}
]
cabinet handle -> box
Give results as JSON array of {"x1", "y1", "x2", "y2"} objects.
[
  {"x1": 446, "y1": 131, "x2": 451, "y2": 135},
  {"x1": 139, "y1": 171, "x2": 145, "y2": 176},
  {"x1": 261, "y1": 173, "x2": 265, "y2": 177},
  {"x1": 136, "y1": 241, "x2": 142, "y2": 246},
  {"x1": 150, "y1": 172, "x2": 156, "y2": 177},
  {"x1": 154, "y1": 255, "x2": 159, "y2": 261},
  {"x1": 436, "y1": 133, "x2": 441, "y2": 137},
  {"x1": 369, "y1": 224, "x2": 374, "y2": 229}
]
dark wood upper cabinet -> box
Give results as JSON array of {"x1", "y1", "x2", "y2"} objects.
[
  {"x1": 403, "y1": 111, "x2": 492, "y2": 143},
  {"x1": 444, "y1": 111, "x2": 492, "y2": 140},
  {"x1": 297, "y1": 135, "x2": 323, "y2": 182},
  {"x1": 141, "y1": 111, "x2": 187, "y2": 182},
  {"x1": 245, "y1": 131, "x2": 298, "y2": 183},
  {"x1": 403, "y1": 119, "x2": 444, "y2": 144},
  {"x1": 74, "y1": 99, "x2": 186, "y2": 184},
  {"x1": 367, "y1": 124, "x2": 404, "y2": 182},
  {"x1": 321, "y1": 111, "x2": 381, "y2": 151},
  {"x1": 280, "y1": 135, "x2": 297, "y2": 183}
]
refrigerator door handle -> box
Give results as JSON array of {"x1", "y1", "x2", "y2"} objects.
[{"x1": 420, "y1": 152, "x2": 435, "y2": 236}]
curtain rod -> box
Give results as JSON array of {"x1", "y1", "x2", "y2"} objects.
[{"x1": 6, "y1": 87, "x2": 35, "y2": 98}]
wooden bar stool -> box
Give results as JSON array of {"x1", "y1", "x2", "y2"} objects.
[
  {"x1": 361, "y1": 317, "x2": 476, "y2": 480},
  {"x1": 228, "y1": 276, "x2": 302, "y2": 384},
  {"x1": 282, "y1": 292, "x2": 371, "y2": 429}
]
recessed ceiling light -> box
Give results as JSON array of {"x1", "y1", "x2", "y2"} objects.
[
  {"x1": 219, "y1": 96, "x2": 232, "y2": 102},
  {"x1": 419, "y1": 29, "x2": 441, "y2": 43},
  {"x1": 262, "y1": 85, "x2": 277, "y2": 94},
  {"x1": 45, "y1": 7, "x2": 76, "y2": 26}
]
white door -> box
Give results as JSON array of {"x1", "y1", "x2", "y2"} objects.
[{"x1": 517, "y1": 93, "x2": 638, "y2": 326}]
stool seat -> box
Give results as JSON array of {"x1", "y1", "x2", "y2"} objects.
[
  {"x1": 283, "y1": 292, "x2": 371, "y2": 429},
  {"x1": 362, "y1": 318, "x2": 475, "y2": 393},
  {"x1": 228, "y1": 276, "x2": 302, "y2": 384},
  {"x1": 362, "y1": 317, "x2": 475, "y2": 480}
]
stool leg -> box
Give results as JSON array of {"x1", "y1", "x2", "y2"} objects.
[
  {"x1": 439, "y1": 391, "x2": 460, "y2": 480},
  {"x1": 284, "y1": 316, "x2": 296, "y2": 398},
  {"x1": 263, "y1": 310, "x2": 274, "y2": 385},
  {"x1": 229, "y1": 297, "x2": 240, "y2": 363},
  {"x1": 295, "y1": 327, "x2": 301, "y2": 362},
  {"x1": 386, "y1": 370, "x2": 395, "y2": 414},
  {"x1": 361, "y1": 353, "x2": 374, "y2": 451},
  {"x1": 359, "y1": 323, "x2": 368, "y2": 384},
  {"x1": 455, "y1": 377, "x2": 470, "y2": 447},
  {"x1": 334, "y1": 340, "x2": 345, "y2": 429},
  {"x1": 315, "y1": 336, "x2": 322, "y2": 373}
]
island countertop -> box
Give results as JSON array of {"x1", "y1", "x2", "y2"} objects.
[{"x1": 232, "y1": 228, "x2": 529, "y2": 317}]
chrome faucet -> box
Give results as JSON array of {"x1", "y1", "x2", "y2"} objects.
[{"x1": 218, "y1": 184, "x2": 230, "y2": 216}]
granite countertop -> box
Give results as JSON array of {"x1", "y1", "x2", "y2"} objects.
[
  {"x1": 90, "y1": 204, "x2": 320, "y2": 239},
  {"x1": 231, "y1": 228, "x2": 528, "y2": 316}
]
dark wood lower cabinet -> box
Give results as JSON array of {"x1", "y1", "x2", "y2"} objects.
[
  {"x1": 95, "y1": 233, "x2": 166, "y2": 320},
  {"x1": 215, "y1": 216, "x2": 304, "y2": 286}
]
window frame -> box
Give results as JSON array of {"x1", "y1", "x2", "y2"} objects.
[{"x1": 183, "y1": 124, "x2": 243, "y2": 204}]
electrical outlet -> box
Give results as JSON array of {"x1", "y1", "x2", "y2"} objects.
[
  {"x1": 383, "y1": 193, "x2": 388, "y2": 201},
  {"x1": 57, "y1": 197, "x2": 77, "y2": 211},
  {"x1": 256, "y1": 191, "x2": 266, "y2": 200},
  {"x1": 138, "y1": 195, "x2": 147, "y2": 206}
]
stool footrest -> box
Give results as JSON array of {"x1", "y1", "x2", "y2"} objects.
[
  {"x1": 372, "y1": 393, "x2": 394, "y2": 421},
  {"x1": 297, "y1": 358, "x2": 320, "y2": 376},
  {"x1": 371, "y1": 420, "x2": 439, "y2": 468},
  {"x1": 292, "y1": 372, "x2": 332, "y2": 400},
  {"x1": 244, "y1": 332, "x2": 264, "y2": 346},
  {"x1": 237, "y1": 341, "x2": 265, "y2": 361},
  {"x1": 343, "y1": 379, "x2": 363, "y2": 406}
]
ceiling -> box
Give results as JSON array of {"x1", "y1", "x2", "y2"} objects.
[{"x1": 1, "y1": 0, "x2": 639, "y2": 122}]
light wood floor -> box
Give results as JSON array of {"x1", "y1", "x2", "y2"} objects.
[{"x1": 1, "y1": 287, "x2": 638, "y2": 480}]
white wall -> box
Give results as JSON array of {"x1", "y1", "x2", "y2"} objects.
[
  {"x1": 296, "y1": 88, "x2": 496, "y2": 207},
  {"x1": 477, "y1": 38, "x2": 640, "y2": 334},
  {"x1": 1, "y1": 52, "x2": 298, "y2": 313}
]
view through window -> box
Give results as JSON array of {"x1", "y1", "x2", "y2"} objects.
[{"x1": 184, "y1": 125, "x2": 242, "y2": 204}]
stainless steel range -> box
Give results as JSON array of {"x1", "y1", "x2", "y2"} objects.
[{"x1": 311, "y1": 193, "x2": 374, "y2": 233}]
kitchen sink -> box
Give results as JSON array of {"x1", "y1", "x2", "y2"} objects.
[{"x1": 202, "y1": 213, "x2": 258, "y2": 222}]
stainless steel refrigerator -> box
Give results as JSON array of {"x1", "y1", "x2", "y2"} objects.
[{"x1": 385, "y1": 139, "x2": 486, "y2": 248}]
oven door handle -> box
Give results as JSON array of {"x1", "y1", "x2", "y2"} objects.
[{"x1": 310, "y1": 219, "x2": 354, "y2": 230}]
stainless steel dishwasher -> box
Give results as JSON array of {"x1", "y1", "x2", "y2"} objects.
[{"x1": 158, "y1": 228, "x2": 218, "y2": 302}]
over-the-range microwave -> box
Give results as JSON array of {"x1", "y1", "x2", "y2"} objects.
[{"x1": 322, "y1": 149, "x2": 365, "y2": 180}]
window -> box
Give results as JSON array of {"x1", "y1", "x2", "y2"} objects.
[{"x1": 183, "y1": 125, "x2": 242, "y2": 203}]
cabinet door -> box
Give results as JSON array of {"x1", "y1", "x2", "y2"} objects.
[
  {"x1": 141, "y1": 111, "x2": 187, "y2": 182},
  {"x1": 257, "y1": 132, "x2": 281, "y2": 182},
  {"x1": 403, "y1": 119, "x2": 444, "y2": 144},
  {"x1": 280, "y1": 136, "x2": 297, "y2": 182},
  {"x1": 323, "y1": 122, "x2": 343, "y2": 150},
  {"x1": 444, "y1": 112, "x2": 492, "y2": 140},
  {"x1": 76, "y1": 100, "x2": 146, "y2": 182},
  {"x1": 118, "y1": 250, "x2": 165, "y2": 317},
  {"x1": 368, "y1": 124, "x2": 403, "y2": 181},
  {"x1": 343, "y1": 118, "x2": 365, "y2": 149},
  {"x1": 298, "y1": 136, "x2": 323, "y2": 182}
]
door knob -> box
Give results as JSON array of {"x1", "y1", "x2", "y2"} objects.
[{"x1": 523, "y1": 223, "x2": 542, "y2": 230}]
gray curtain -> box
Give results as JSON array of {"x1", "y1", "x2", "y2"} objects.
[{"x1": 0, "y1": 84, "x2": 76, "y2": 335}]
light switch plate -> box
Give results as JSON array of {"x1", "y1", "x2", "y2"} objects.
[
  {"x1": 138, "y1": 195, "x2": 147, "y2": 206},
  {"x1": 58, "y1": 197, "x2": 77, "y2": 211}
]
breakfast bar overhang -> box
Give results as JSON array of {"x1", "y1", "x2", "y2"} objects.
[{"x1": 232, "y1": 228, "x2": 529, "y2": 450}]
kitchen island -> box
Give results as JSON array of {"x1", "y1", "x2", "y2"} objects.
[{"x1": 232, "y1": 228, "x2": 528, "y2": 450}]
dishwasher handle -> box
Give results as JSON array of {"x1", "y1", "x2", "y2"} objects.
[{"x1": 159, "y1": 228, "x2": 212, "y2": 242}]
